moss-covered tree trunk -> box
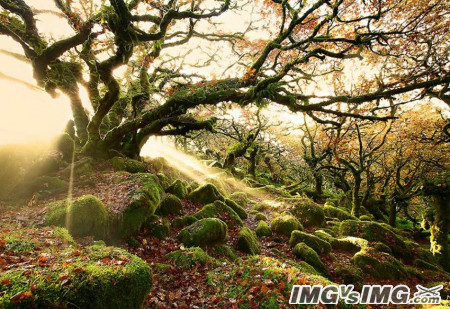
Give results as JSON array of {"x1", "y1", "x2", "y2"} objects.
[
  {"x1": 351, "y1": 173, "x2": 362, "y2": 217},
  {"x1": 430, "y1": 193, "x2": 450, "y2": 271}
]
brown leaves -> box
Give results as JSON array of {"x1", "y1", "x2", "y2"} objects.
[{"x1": 10, "y1": 291, "x2": 33, "y2": 303}]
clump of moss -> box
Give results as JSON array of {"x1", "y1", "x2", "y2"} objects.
[
  {"x1": 414, "y1": 259, "x2": 442, "y2": 271},
  {"x1": 254, "y1": 212, "x2": 267, "y2": 221},
  {"x1": 55, "y1": 133, "x2": 75, "y2": 162},
  {"x1": 335, "y1": 265, "x2": 363, "y2": 286},
  {"x1": 237, "y1": 227, "x2": 260, "y2": 255},
  {"x1": 323, "y1": 203, "x2": 357, "y2": 221},
  {"x1": 24, "y1": 176, "x2": 67, "y2": 198},
  {"x1": 359, "y1": 215, "x2": 372, "y2": 221},
  {"x1": 111, "y1": 157, "x2": 146, "y2": 173},
  {"x1": 224, "y1": 198, "x2": 247, "y2": 219},
  {"x1": 207, "y1": 245, "x2": 237, "y2": 261},
  {"x1": 228, "y1": 192, "x2": 248, "y2": 207},
  {"x1": 289, "y1": 231, "x2": 332, "y2": 255},
  {"x1": 172, "y1": 215, "x2": 197, "y2": 228},
  {"x1": 288, "y1": 198, "x2": 325, "y2": 228},
  {"x1": 330, "y1": 236, "x2": 368, "y2": 252},
  {"x1": 178, "y1": 218, "x2": 228, "y2": 247},
  {"x1": 271, "y1": 214, "x2": 303, "y2": 237},
  {"x1": 45, "y1": 195, "x2": 107, "y2": 239},
  {"x1": 165, "y1": 179, "x2": 188, "y2": 199},
  {"x1": 145, "y1": 217, "x2": 170, "y2": 239},
  {"x1": 256, "y1": 220, "x2": 272, "y2": 237},
  {"x1": 292, "y1": 243, "x2": 328, "y2": 276},
  {"x1": 157, "y1": 194, "x2": 183, "y2": 215},
  {"x1": 166, "y1": 247, "x2": 215, "y2": 269},
  {"x1": 192, "y1": 201, "x2": 243, "y2": 227},
  {"x1": 187, "y1": 183, "x2": 223, "y2": 204},
  {"x1": 352, "y1": 247, "x2": 407, "y2": 280}
]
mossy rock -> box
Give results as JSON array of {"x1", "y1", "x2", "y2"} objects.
[
  {"x1": 228, "y1": 192, "x2": 248, "y2": 207},
  {"x1": 60, "y1": 157, "x2": 94, "y2": 178},
  {"x1": 165, "y1": 179, "x2": 188, "y2": 199},
  {"x1": 178, "y1": 218, "x2": 228, "y2": 247},
  {"x1": 292, "y1": 243, "x2": 328, "y2": 276},
  {"x1": 339, "y1": 220, "x2": 411, "y2": 258},
  {"x1": 111, "y1": 157, "x2": 146, "y2": 173},
  {"x1": 313, "y1": 230, "x2": 335, "y2": 243},
  {"x1": 157, "y1": 194, "x2": 183, "y2": 216},
  {"x1": 224, "y1": 198, "x2": 247, "y2": 219},
  {"x1": 254, "y1": 212, "x2": 267, "y2": 221},
  {"x1": 335, "y1": 265, "x2": 363, "y2": 286},
  {"x1": 172, "y1": 215, "x2": 197, "y2": 228},
  {"x1": 0, "y1": 227, "x2": 152, "y2": 309},
  {"x1": 359, "y1": 215, "x2": 372, "y2": 221},
  {"x1": 331, "y1": 236, "x2": 368, "y2": 252},
  {"x1": 271, "y1": 214, "x2": 303, "y2": 237},
  {"x1": 192, "y1": 200, "x2": 243, "y2": 227},
  {"x1": 156, "y1": 173, "x2": 171, "y2": 189},
  {"x1": 144, "y1": 217, "x2": 170, "y2": 239},
  {"x1": 372, "y1": 242, "x2": 392, "y2": 254},
  {"x1": 352, "y1": 247, "x2": 407, "y2": 280},
  {"x1": 236, "y1": 227, "x2": 260, "y2": 255},
  {"x1": 288, "y1": 198, "x2": 325, "y2": 228},
  {"x1": 323, "y1": 203, "x2": 357, "y2": 221},
  {"x1": 256, "y1": 220, "x2": 272, "y2": 237},
  {"x1": 289, "y1": 230, "x2": 332, "y2": 255},
  {"x1": 22, "y1": 176, "x2": 68, "y2": 198},
  {"x1": 45, "y1": 195, "x2": 107, "y2": 239},
  {"x1": 55, "y1": 133, "x2": 75, "y2": 162},
  {"x1": 414, "y1": 258, "x2": 442, "y2": 271},
  {"x1": 187, "y1": 183, "x2": 224, "y2": 204},
  {"x1": 207, "y1": 244, "x2": 237, "y2": 261},
  {"x1": 166, "y1": 247, "x2": 215, "y2": 269}
]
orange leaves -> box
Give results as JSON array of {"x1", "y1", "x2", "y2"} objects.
[
  {"x1": 242, "y1": 68, "x2": 257, "y2": 81},
  {"x1": 1, "y1": 278, "x2": 11, "y2": 286},
  {"x1": 10, "y1": 291, "x2": 33, "y2": 303}
]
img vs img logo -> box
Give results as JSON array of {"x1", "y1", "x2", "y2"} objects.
[{"x1": 289, "y1": 284, "x2": 444, "y2": 305}]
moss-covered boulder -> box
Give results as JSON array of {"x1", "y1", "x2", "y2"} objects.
[
  {"x1": 271, "y1": 214, "x2": 303, "y2": 237},
  {"x1": 111, "y1": 157, "x2": 146, "y2": 173},
  {"x1": 335, "y1": 265, "x2": 363, "y2": 286},
  {"x1": 352, "y1": 247, "x2": 407, "y2": 280},
  {"x1": 178, "y1": 218, "x2": 228, "y2": 247},
  {"x1": 165, "y1": 179, "x2": 188, "y2": 199},
  {"x1": 228, "y1": 192, "x2": 248, "y2": 207},
  {"x1": 289, "y1": 231, "x2": 332, "y2": 255},
  {"x1": 0, "y1": 227, "x2": 152, "y2": 309},
  {"x1": 323, "y1": 204, "x2": 357, "y2": 221},
  {"x1": 45, "y1": 195, "x2": 107, "y2": 239},
  {"x1": 172, "y1": 215, "x2": 197, "y2": 228},
  {"x1": 21, "y1": 176, "x2": 68, "y2": 198},
  {"x1": 187, "y1": 183, "x2": 223, "y2": 204},
  {"x1": 144, "y1": 217, "x2": 170, "y2": 239},
  {"x1": 192, "y1": 200, "x2": 243, "y2": 227},
  {"x1": 330, "y1": 236, "x2": 368, "y2": 252},
  {"x1": 156, "y1": 173, "x2": 171, "y2": 189},
  {"x1": 254, "y1": 212, "x2": 267, "y2": 221},
  {"x1": 292, "y1": 243, "x2": 328, "y2": 276},
  {"x1": 157, "y1": 194, "x2": 183, "y2": 215},
  {"x1": 288, "y1": 198, "x2": 325, "y2": 228},
  {"x1": 166, "y1": 247, "x2": 215, "y2": 269},
  {"x1": 237, "y1": 227, "x2": 260, "y2": 255},
  {"x1": 55, "y1": 133, "x2": 75, "y2": 162},
  {"x1": 339, "y1": 220, "x2": 411, "y2": 258},
  {"x1": 60, "y1": 157, "x2": 94, "y2": 178},
  {"x1": 224, "y1": 198, "x2": 247, "y2": 219},
  {"x1": 256, "y1": 220, "x2": 272, "y2": 237}
]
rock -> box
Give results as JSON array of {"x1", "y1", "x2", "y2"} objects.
[
  {"x1": 292, "y1": 243, "x2": 328, "y2": 276},
  {"x1": 373, "y1": 242, "x2": 392, "y2": 254},
  {"x1": 335, "y1": 265, "x2": 363, "y2": 286},
  {"x1": 187, "y1": 183, "x2": 223, "y2": 204},
  {"x1": 178, "y1": 218, "x2": 228, "y2": 247},
  {"x1": 236, "y1": 227, "x2": 260, "y2": 255},
  {"x1": 172, "y1": 215, "x2": 197, "y2": 228},
  {"x1": 330, "y1": 236, "x2": 368, "y2": 252},
  {"x1": 352, "y1": 247, "x2": 407, "y2": 280},
  {"x1": 192, "y1": 200, "x2": 243, "y2": 227},
  {"x1": 111, "y1": 157, "x2": 146, "y2": 173},
  {"x1": 253, "y1": 212, "x2": 267, "y2": 221},
  {"x1": 289, "y1": 231, "x2": 332, "y2": 255},
  {"x1": 224, "y1": 198, "x2": 248, "y2": 219},
  {"x1": 255, "y1": 220, "x2": 272, "y2": 237},
  {"x1": 288, "y1": 198, "x2": 325, "y2": 228},
  {"x1": 45, "y1": 194, "x2": 107, "y2": 239},
  {"x1": 207, "y1": 244, "x2": 237, "y2": 261},
  {"x1": 339, "y1": 220, "x2": 411, "y2": 258},
  {"x1": 55, "y1": 133, "x2": 75, "y2": 162},
  {"x1": 60, "y1": 157, "x2": 94, "y2": 178},
  {"x1": 157, "y1": 194, "x2": 183, "y2": 215},
  {"x1": 271, "y1": 214, "x2": 303, "y2": 237},
  {"x1": 145, "y1": 217, "x2": 170, "y2": 239},
  {"x1": 228, "y1": 192, "x2": 248, "y2": 207},
  {"x1": 156, "y1": 173, "x2": 171, "y2": 189},
  {"x1": 414, "y1": 259, "x2": 442, "y2": 271},
  {"x1": 166, "y1": 247, "x2": 215, "y2": 269},
  {"x1": 21, "y1": 176, "x2": 67, "y2": 198},
  {"x1": 323, "y1": 203, "x2": 357, "y2": 221},
  {"x1": 165, "y1": 179, "x2": 188, "y2": 199}
]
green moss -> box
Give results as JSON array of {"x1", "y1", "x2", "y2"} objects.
[
  {"x1": 237, "y1": 227, "x2": 260, "y2": 255},
  {"x1": 289, "y1": 230, "x2": 332, "y2": 255},
  {"x1": 165, "y1": 179, "x2": 188, "y2": 199},
  {"x1": 313, "y1": 230, "x2": 335, "y2": 243},
  {"x1": 228, "y1": 192, "x2": 248, "y2": 207},
  {"x1": 256, "y1": 220, "x2": 272, "y2": 237},
  {"x1": 166, "y1": 247, "x2": 215, "y2": 269},
  {"x1": 335, "y1": 265, "x2": 363, "y2": 286},
  {"x1": 331, "y1": 236, "x2": 368, "y2": 252},
  {"x1": 405, "y1": 266, "x2": 424, "y2": 280},
  {"x1": 178, "y1": 218, "x2": 228, "y2": 247},
  {"x1": 254, "y1": 212, "x2": 267, "y2": 221},
  {"x1": 207, "y1": 245, "x2": 237, "y2": 261},
  {"x1": 224, "y1": 198, "x2": 247, "y2": 219},
  {"x1": 45, "y1": 195, "x2": 107, "y2": 239},
  {"x1": 373, "y1": 242, "x2": 392, "y2": 254},
  {"x1": 172, "y1": 215, "x2": 197, "y2": 228},
  {"x1": 323, "y1": 203, "x2": 357, "y2": 221},
  {"x1": 111, "y1": 157, "x2": 146, "y2": 173},
  {"x1": 414, "y1": 258, "x2": 442, "y2": 271},
  {"x1": 192, "y1": 200, "x2": 243, "y2": 227},
  {"x1": 339, "y1": 220, "x2": 411, "y2": 258},
  {"x1": 271, "y1": 214, "x2": 303, "y2": 237},
  {"x1": 352, "y1": 247, "x2": 407, "y2": 280},
  {"x1": 288, "y1": 198, "x2": 325, "y2": 228},
  {"x1": 27, "y1": 176, "x2": 67, "y2": 197},
  {"x1": 187, "y1": 183, "x2": 223, "y2": 204},
  {"x1": 359, "y1": 215, "x2": 372, "y2": 221},
  {"x1": 292, "y1": 243, "x2": 328, "y2": 276},
  {"x1": 145, "y1": 217, "x2": 170, "y2": 239},
  {"x1": 157, "y1": 194, "x2": 183, "y2": 215},
  {"x1": 55, "y1": 133, "x2": 75, "y2": 162}
]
